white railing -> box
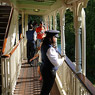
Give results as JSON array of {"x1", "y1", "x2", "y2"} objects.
[
  {"x1": 56, "y1": 56, "x2": 95, "y2": 95},
  {"x1": 1, "y1": 39, "x2": 24, "y2": 95}
]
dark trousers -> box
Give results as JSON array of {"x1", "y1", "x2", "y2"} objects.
[
  {"x1": 40, "y1": 69, "x2": 56, "y2": 95},
  {"x1": 27, "y1": 41, "x2": 35, "y2": 63}
]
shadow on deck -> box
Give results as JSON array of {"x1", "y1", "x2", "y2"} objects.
[
  {"x1": 14, "y1": 59, "x2": 42, "y2": 95},
  {"x1": 14, "y1": 59, "x2": 60, "y2": 95}
]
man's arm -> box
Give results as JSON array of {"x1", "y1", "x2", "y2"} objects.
[{"x1": 30, "y1": 54, "x2": 39, "y2": 62}]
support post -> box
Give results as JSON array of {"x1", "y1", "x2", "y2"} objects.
[
  {"x1": 21, "y1": 11, "x2": 24, "y2": 60},
  {"x1": 24, "y1": 14, "x2": 28, "y2": 59},
  {"x1": 73, "y1": 2, "x2": 82, "y2": 74},
  {"x1": 82, "y1": 8, "x2": 86, "y2": 76},
  {"x1": 75, "y1": 28, "x2": 82, "y2": 73},
  {"x1": 60, "y1": 10, "x2": 65, "y2": 56},
  {"x1": 22, "y1": 11, "x2": 24, "y2": 37},
  {"x1": 53, "y1": 12, "x2": 57, "y2": 30},
  {"x1": 49, "y1": 15, "x2": 52, "y2": 30}
]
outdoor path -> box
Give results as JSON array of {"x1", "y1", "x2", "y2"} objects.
[{"x1": 14, "y1": 59, "x2": 60, "y2": 95}]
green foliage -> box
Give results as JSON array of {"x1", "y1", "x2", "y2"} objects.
[
  {"x1": 56, "y1": 13, "x2": 60, "y2": 31},
  {"x1": 56, "y1": 13, "x2": 61, "y2": 40},
  {"x1": 85, "y1": 0, "x2": 95, "y2": 84},
  {"x1": 65, "y1": 9, "x2": 75, "y2": 62},
  {"x1": 28, "y1": 15, "x2": 43, "y2": 25}
]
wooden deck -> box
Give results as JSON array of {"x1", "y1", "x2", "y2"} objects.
[
  {"x1": 14, "y1": 59, "x2": 60, "y2": 95},
  {"x1": 14, "y1": 59, "x2": 42, "y2": 95}
]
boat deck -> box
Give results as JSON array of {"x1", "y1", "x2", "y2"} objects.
[{"x1": 14, "y1": 59, "x2": 60, "y2": 95}]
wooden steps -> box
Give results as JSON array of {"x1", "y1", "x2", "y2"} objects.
[
  {"x1": 0, "y1": 5, "x2": 11, "y2": 94},
  {"x1": 0, "y1": 5, "x2": 11, "y2": 52}
]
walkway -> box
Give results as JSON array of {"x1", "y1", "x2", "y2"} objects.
[
  {"x1": 14, "y1": 58, "x2": 60, "y2": 95},
  {"x1": 14, "y1": 59, "x2": 42, "y2": 95}
]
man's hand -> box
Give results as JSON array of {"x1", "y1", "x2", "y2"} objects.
[
  {"x1": 61, "y1": 55, "x2": 66, "y2": 60},
  {"x1": 30, "y1": 58, "x2": 33, "y2": 62}
]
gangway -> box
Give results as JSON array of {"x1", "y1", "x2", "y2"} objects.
[{"x1": 0, "y1": 0, "x2": 95, "y2": 95}]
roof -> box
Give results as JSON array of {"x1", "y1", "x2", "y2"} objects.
[{"x1": 2, "y1": 0, "x2": 89, "y2": 16}]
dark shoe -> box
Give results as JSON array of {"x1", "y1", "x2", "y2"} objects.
[
  {"x1": 30, "y1": 63, "x2": 34, "y2": 67},
  {"x1": 39, "y1": 76, "x2": 42, "y2": 81},
  {"x1": 30, "y1": 61, "x2": 34, "y2": 67}
]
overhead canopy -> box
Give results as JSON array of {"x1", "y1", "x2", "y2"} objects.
[{"x1": 1, "y1": 0, "x2": 89, "y2": 15}]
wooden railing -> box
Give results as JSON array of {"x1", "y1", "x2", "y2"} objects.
[
  {"x1": 56, "y1": 56, "x2": 95, "y2": 95},
  {"x1": 1, "y1": 38, "x2": 24, "y2": 95},
  {"x1": 2, "y1": 7, "x2": 14, "y2": 54}
]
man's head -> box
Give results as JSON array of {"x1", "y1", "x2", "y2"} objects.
[
  {"x1": 28, "y1": 22, "x2": 33, "y2": 30},
  {"x1": 39, "y1": 21, "x2": 43, "y2": 27},
  {"x1": 45, "y1": 30, "x2": 60, "y2": 44},
  {"x1": 45, "y1": 30, "x2": 59, "y2": 38}
]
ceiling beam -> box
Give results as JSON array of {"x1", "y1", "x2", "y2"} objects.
[
  {"x1": 66, "y1": 0, "x2": 83, "y2": 4},
  {"x1": 20, "y1": 10, "x2": 47, "y2": 16},
  {"x1": 16, "y1": 4, "x2": 50, "y2": 10}
]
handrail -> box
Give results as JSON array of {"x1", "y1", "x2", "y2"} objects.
[
  {"x1": 1, "y1": 38, "x2": 23, "y2": 58},
  {"x1": 65, "y1": 56, "x2": 95, "y2": 95},
  {"x1": 2, "y1": 6, "x2": 14, "y2": 54}
]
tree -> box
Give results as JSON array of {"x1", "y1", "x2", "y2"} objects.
[
  {"x1": 65, "y1": 9, "x2": 75, "y2": 62},
  {"x1": 85, "y1": 0, "x2": 95, "y2": 84}
]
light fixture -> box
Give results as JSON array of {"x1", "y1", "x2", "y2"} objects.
[
  {"x1": 33, "y1": 9, "x2": 40, "y2": 12},
  {"x1": 34, "y1": 0, "x2": 45, "y2": 2}
]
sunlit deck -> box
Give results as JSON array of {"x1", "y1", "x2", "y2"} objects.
[
  {"x1": 13, "y1": 59, "x2": 60, "y2": 95},
  {"x1": 14, "y1": 59, "x2": 42, "y2": 95},
  {"x1": 1, "y1": 1, "x2": 95, "y2": 95}
]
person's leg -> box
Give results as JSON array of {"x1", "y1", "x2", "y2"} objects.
[
  {"x1": 40, "y1": 71, "x2": 56, "y2": 95},
  {"x1": 27, "y1": 42, "x2": 31, "y2": 63},
  {"x1": 37, "y1": 39, "x2": 41, "y2": 48},
  {"x1": 37, "y1": 66, "x2": 42, "y2": 81},
  {"x1": 30, "y1": 41, "x2": 35, "y2": 66}
]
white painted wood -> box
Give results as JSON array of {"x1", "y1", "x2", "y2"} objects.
[
  {"x1": 81, "y1": 8, "x2": 86, "y2": 76},
  {"x1": 24, "y1": 14, "x2": 28, "y2": 59},
  {"x1": 60, "y1": 9, "x2": 66, "y2": 56}
]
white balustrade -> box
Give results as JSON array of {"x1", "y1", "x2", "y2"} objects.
[
  {"x1": 1, "y1": 40, "x2": 23, "y2": 95},
  {"x1": 56, "y1": 57, "x2": 92, "y2": 95}
]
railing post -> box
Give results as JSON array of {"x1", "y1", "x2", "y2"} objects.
[
  {"x1": 59, "y1": 9, "x2": 66, "y2": 93},
  {"x1": 81, "y1": 8, "x2": 86, "y2": 76},
  {"x1": 21, "y1": 11, "x2": 24, "y2": 60},
  {"x1": 75, "y1": 28, "x2": 82, "y2": 73},
  {"x1": 1, "y1": 57, "x2": 11, "y2": 95},
  {"x1": 53, "y1": 12, "x2": 57, "y2": 47},
  {"x1": 43, "y1": 16, "x2": 48, "y2": 31},
  {"x1": 49, "y1": 15, "x2": 52, "y2": 30},
  {"x1": 53, "y1": 12, "x2": 57, "y2": 30},
  {"x1": 24, "y1": 14, "x2": 28, "y2": 60},
  {"x1": 73, "y1": 2, "x2": 82, "y2": 74},
  {"x1": 73, "y1": 2, "x2": 83, "y2": 95},
  {"x1": 60, "y1": 9, "x2": 66, "y2": 56}
]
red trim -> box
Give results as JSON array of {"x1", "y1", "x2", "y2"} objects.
[{"x1": 2, "y1": 7, "x2": 14, "y2": 54}]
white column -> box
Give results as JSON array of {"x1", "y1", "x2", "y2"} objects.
[
  {"x1": 53, "y1": 12, "x2": 57, "y2": 30},
  {"x1": 21, "y1": 11, "x2": 24, "y2": 60},
  {"x1": 22, "y1": 11, "x2": 24, "y2": 37},
  {"x1": 53, "y1": 12, "x2": 57, "y2": 47},
  {"x1": 60, "y1": 10, "x2": 65, "y2": 55},
  {"x1": 82, "y1": 8, "x2": 86, "y2": 76},
  {"x1": 49, "y1": 15, "x2": 52, "y2": 30},
  {"x1": 46, "y1": 16, "x2": 49, "y2": 30},
  {"x1": 59, "y1": 9, "x2": 66, "y2": 92},
  {"x1": 75, "y1": 17, "x2": 82, "y2": 95},
  {"x1": 74, "y1": 3, "x2": 82, "y2": 74},
  {"x1": 44, "y1": 16, "x2": 48, "y2": 31},
  {"x1": 48, "y1": 16, "x2": 50, "y2": 30},
  {"x1": 75, "y1": 28, "x2": 82, "y2": 73},
  {"x1": 25, "y1": 14, "x2": 28, "y2": 38},
  {"x1": 24, "y1": 14, "x2": 28, "y2": 59}
]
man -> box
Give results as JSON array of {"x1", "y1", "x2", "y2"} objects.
[
  {"x1": 40, "y1": 30, "x2": 65, "y2": 95},
  {"x1": 26, "y1": 22, "x2": 37, "y2": 66},
  {"x1": 36, "y1": 21, "x2": 46, "y2": 48}
]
